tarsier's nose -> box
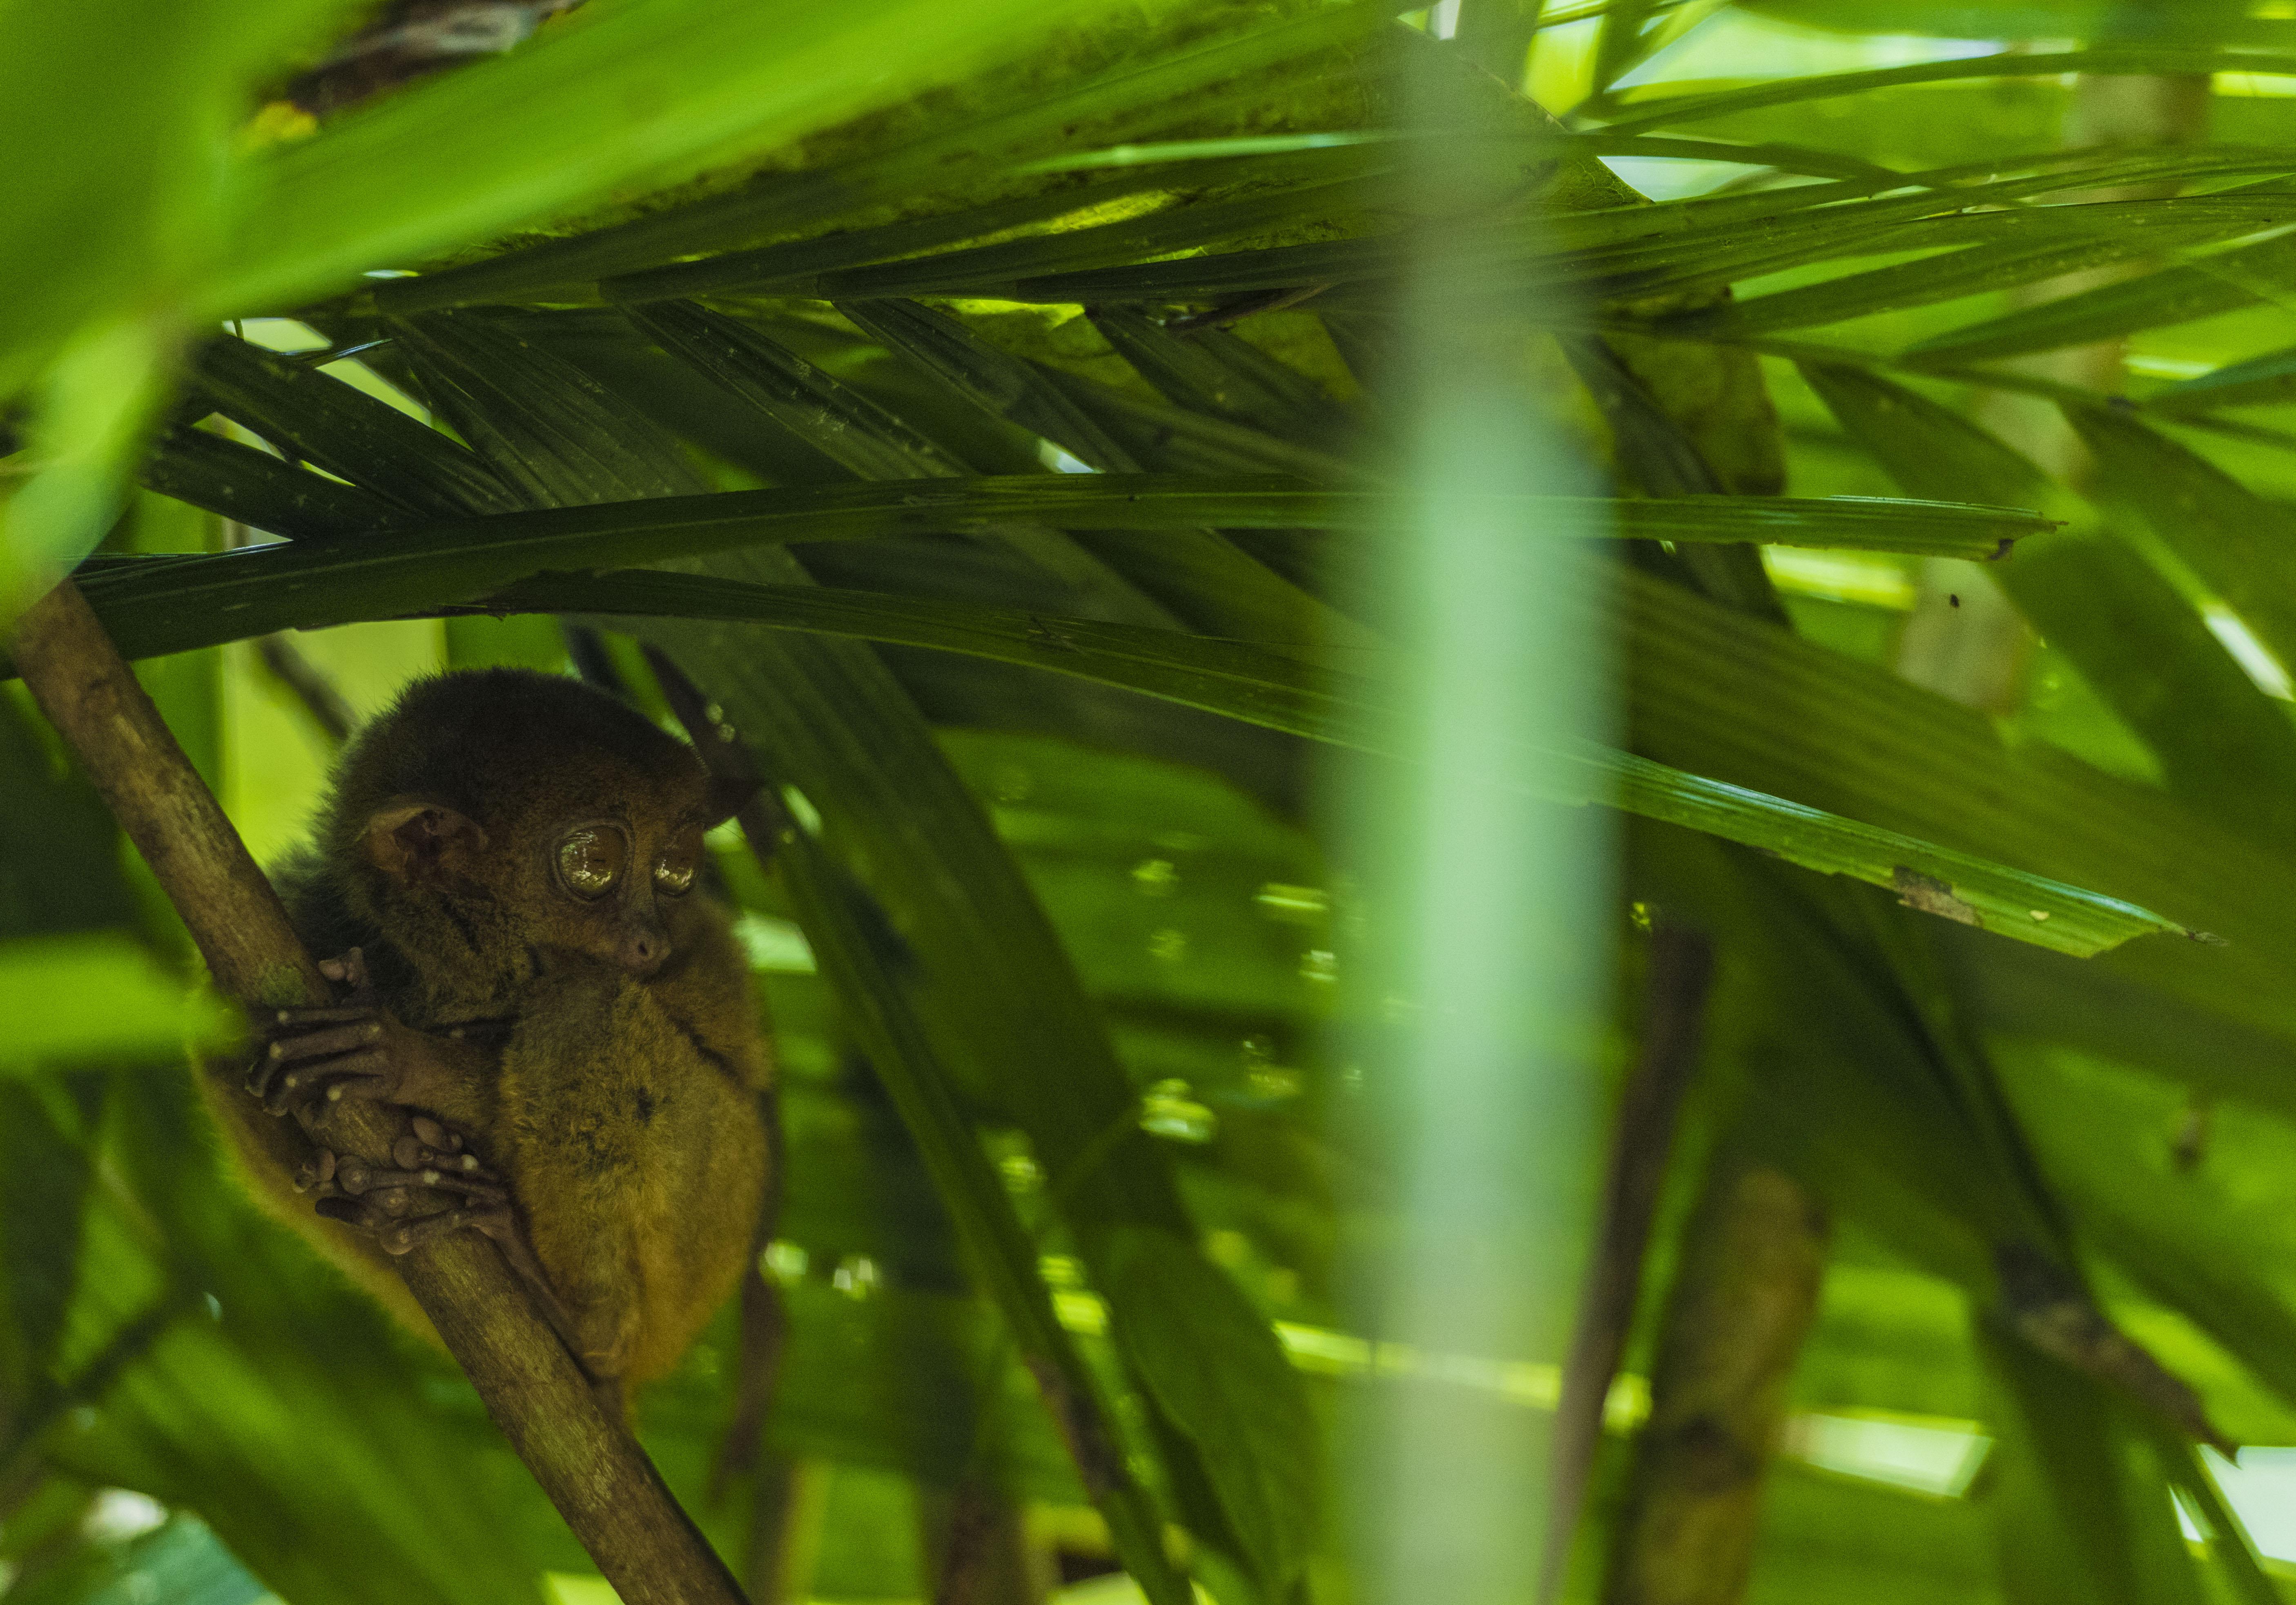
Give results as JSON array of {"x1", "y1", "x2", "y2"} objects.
[{"x1": 619, "y1": 925, "x2": 669, "y2": 975}]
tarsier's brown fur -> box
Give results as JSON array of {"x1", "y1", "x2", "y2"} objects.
[{"x1": 205, "y1": 669, "x2": 769, "y2": 1395}]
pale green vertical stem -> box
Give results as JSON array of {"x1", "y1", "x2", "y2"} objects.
[{"x1": 1358, "y1": 41, "x2": 1608, "y2": 1605}]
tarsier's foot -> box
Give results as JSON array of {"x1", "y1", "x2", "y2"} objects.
[
  {"x1": 291, "y1": 1117, "x2": 495, "y2": 1196},
  {"x1": 300, "y1": 1127, "x2": 583, "y2": 1357},
  {"x1": 300, "y1": 1111, "x2": 510, "y2": 1255}
]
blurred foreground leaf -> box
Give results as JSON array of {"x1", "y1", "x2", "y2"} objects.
[{"x1": 0, "y1": 936, "x2": 237, "y2": 1071}]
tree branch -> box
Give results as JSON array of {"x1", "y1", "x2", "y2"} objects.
[
  {"x1": 1540, "y1": 923, "x2": 1714, "y2": 1604},
  {"x1": 9, "y1": 577, "x2": 747, "y2": 1605},
  {"x1": 1602, "y1": 1158, "x2": 1828, "y2": 1605}
]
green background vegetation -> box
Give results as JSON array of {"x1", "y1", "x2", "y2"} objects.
[{"x1": 12, "y1": 2, "x2": 2296, "y2": 1602}]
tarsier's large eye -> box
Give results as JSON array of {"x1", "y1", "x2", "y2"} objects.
[
  {"x1": 654, "y1": 829, "x2": 701, "y2": 897},
  {"x1": 557, "y1": 826, "x2": 628, "y2": 899}
]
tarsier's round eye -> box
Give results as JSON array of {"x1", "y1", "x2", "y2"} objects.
[
  {"x1": 655, "y1": 828, "x2": 702, "y2": 896},
  {"x1": 557, "y1": 826, "x2": 628, "y2": 899}
]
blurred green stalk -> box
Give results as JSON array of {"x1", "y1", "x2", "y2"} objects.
[{"x1": 1354, "y1": 33, "x2": 1608, "y2": 1605}]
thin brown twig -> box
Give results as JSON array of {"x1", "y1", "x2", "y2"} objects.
[
  {"x1": 931, "y1": 1478, "x2": 1001, "y2": 1605},
  {"x1": 254, "y1": 634, "x2": 359, "y2": 744},
  {"x1": 1539, "y1": 923, "x2": 1715, "y2": 1605},
  {"x1": 717, "y1": 1096, "x2": 798, "y2": 1603},
  {"x1": 742, "y1": 1458, "x2": 805, "y2": 1605},
  {"x1": 929, "y1": 1474, "x2": 1048, "y2": 1605},
  {"x1": 222, "y1": 516, "x2": 359, "y2": 746},
  {"x1": 9, "y1": 578, "x2": 747, "y2": 1605},
  {"x1": 709, "y1": 1091, "x2": 789, "y2": 1506}
]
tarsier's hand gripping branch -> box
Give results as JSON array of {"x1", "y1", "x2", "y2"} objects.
[{"x1": 253, "y1": 950, "x2": 505, "y2": 1238}]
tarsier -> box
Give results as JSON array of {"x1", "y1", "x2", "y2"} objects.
[{"x1": 212, "y1": 668, "x2": 770, "y2": 1408}]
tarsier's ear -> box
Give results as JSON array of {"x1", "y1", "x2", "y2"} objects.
[
  {"x1": 363, "y1": 799, "x2": 488, "y2": 885},
  {"x1": 702, "y1": 774, "x2": 763, "y2": 829}
]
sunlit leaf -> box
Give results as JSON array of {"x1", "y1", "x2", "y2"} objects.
[
  {"x1": 1596, "y1": 48, "x2": 2296, "y2": 134},
  {"x1": 510, "y1": 568, "x2": 2176, "y2": 959},
  {"x1": 1800, "y1": 361, "x2": 2296, "y2": 844},
  {"x1": 2061, "y1": 404, "x2": 2296, "y2": 675},
  {"x1": 1901, "y1": 234, "x2": 2296, "y2": 368},
  {"x1": 2147, "y1": 341, "x2": 2296, "y2": 415},
  {"x1": 1621, "y1": 560, "x2": 2296, "y2": 1050},
  {"x1": 1104, "y1": 1226, "x2": 1319, "y2": 1590}
]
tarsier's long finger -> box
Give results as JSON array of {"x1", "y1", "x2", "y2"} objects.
[
  {"x1": 246, "y1": 1040, "x2": 359, "y2": 1104},
  {"x1": 379, "y1": 1202, "x2": 512, "y2": 1257},
  {"x1": 250, "y1": 1019, "x2": 368, "y2": 1100},
  {"x1": 264, "y1": 1020, "x2": 382, "y2": 1064},
  {"x1": 263, "y1": 1049, "x2": 389, "y2": 1115},
  {"x1": 392, "y1": 1131, "x2": 492, "y2": 1179},
  {"x1": 253, "y1": 1025, "x2": 373, "y2": 1105},
  {"x1": 376, "y1": 1205, "x2": 498, "y2": 1256},
  {"x1": 334, "y1": 1156, "x2": 506, "y2": 1207},
  {"x1": 262, "y1": 1003, "x2": 374, "y2": 1033},
  {"x1": 315, "y1": 1191, "x2": 511, "y2": 1255}
]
